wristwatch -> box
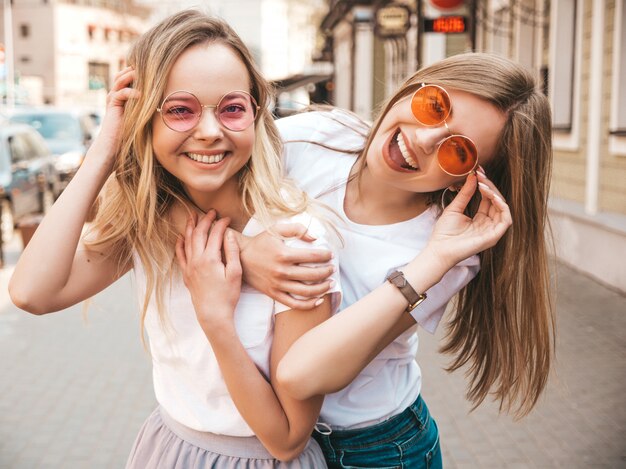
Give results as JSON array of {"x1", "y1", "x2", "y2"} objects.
[{"x1": 386, "y1": 270, "x2": 427, "y2": 312}]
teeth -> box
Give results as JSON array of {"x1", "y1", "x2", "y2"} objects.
[
  {"x1": 396, "y1": 133, "x2": 418, "y2": 169},
  {"x1": 186, "y1": 152, "x2": 225, "y2": 164}
]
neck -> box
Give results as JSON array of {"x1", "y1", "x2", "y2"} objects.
[
  {"x1": 184, "y1": 179, "x2": 250, "y2": 232},
  {"x1": 345, "y1": 165, "x2": 428, "y2": 225}
]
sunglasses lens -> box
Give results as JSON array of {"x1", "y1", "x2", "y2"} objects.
[
  {"x1": 217, "y1": 91, "x2": 257, "y2": 131},
  {"x1": 411, "y1": 85, "x2": 451, "y2": 126},
  {"x1": 438, "y1": 136, "x2": 478, "y2": 176},
  {"x1": 160, "y1": 91, "x2": 201, "y2": 132}
]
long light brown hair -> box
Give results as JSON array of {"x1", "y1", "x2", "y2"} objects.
[
  {"x1": 354, "y1": 53, "x2": 555, "y2": 417},
  {"x1": 86, "y1": 10, "x2": 311, "y2": 333}
]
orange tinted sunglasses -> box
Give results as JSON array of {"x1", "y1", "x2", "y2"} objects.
[{"x1": 410, "y1": 84, "x2": 478, "y2": 177}]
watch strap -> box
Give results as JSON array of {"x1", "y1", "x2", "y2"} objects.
[{"x1": 386, "y1": 270, "x2": 427, "y2": 312}]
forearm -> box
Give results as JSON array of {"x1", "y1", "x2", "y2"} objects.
[
  {"x1": 9, "y1": 147, "x2": 113, "y2": 312},
  {"x1": 277, "y1": 248, "x2": 450, "y2": 398},
  {"x1": 205, "y1": 322, "x2": 321, "y2": 461}
]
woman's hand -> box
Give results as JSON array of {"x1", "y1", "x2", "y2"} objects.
[
  {"x1": 425, "y1": 171, "x2": 512, "y2": 271},
  {"x1": 237, "y1": 224, "x2": 335, "y2": 310},
  {"x1": 89, "y1": 66, "x2": 139, "y2": 171},
  {"x1": 175, "y1": 211, "x2": 242, "y2": 330}
]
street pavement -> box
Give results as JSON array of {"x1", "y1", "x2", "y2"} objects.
[{"x1": 0, "y1": 232, "x2": 625, "y2": 468}]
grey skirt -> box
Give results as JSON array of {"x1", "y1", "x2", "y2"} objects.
[{"x1": 125, "y1": 407, "x2": 328, "y2": 468}]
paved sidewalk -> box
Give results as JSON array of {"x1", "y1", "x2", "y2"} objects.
[
  {"x1": 0, "y1": 235, "x2": 156, "y2": 469},
  {"x1": 419, "y1": 261, "x2": 626, "y2": 468},
  {"x1": 0, "y1": 232, "x2": 625, "y2": 468}
]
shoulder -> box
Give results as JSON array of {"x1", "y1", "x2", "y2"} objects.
[{"x1": 276, "y1": 108, "x2": 369, "y2": 145}]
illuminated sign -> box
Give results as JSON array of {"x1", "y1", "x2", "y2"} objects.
[{"x1": 423, "y1": 16, "x2": 467, "y2": 34}]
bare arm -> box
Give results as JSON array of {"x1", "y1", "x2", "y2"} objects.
[
  {"x1": 9, "y1": 68, "x2": 138, "y2": 314},
  {"x1": 176, "y1": 213, "x2": 334, "y2": 461},
  {"x1": 277, "y1": 172, "x2": 512, "y2": 398}
]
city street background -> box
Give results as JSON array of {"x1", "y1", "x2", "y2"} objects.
[{"x1": 0, "y1": 232, "x2": 624, "y2": 468}]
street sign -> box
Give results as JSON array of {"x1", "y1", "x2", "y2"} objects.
[{"x1": 375, "y1": 3, "x2": 411, "y2": 38}]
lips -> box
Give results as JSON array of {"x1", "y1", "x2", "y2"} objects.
[{"x1": 385, "y1": 129, "x2": 419, "y2": 172}]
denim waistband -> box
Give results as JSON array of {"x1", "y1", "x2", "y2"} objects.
[{"x1": 313, "y1": 395, "x2": 428, "y2": 449}]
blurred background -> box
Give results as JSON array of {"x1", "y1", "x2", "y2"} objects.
[{"x1": 0, "y1": 1, "x2": 624, "y2": 468}]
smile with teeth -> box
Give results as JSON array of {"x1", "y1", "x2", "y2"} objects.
[
  {"x1": 185, "y1": 152, "x2": 226, "y2": 164},
  {"x1": 396, "y1": 132, "x2": 419, "y2": 169}
]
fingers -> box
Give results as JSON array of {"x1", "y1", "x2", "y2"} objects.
[
  {"x1": 205, "y1": 216, "x2": 230, "y2": 256},
  {"x1": 279, "y1": 247, "x2": 333, "y2": 265},
  {"x1": 279, "y1": 279, "x2": 334, "y2": 298},
  {"x1": 107, "y1": 67, "x2": 140, "y2": 107},
  {"x1": 272, "y1": 292, "x2": 323, "y2": 311},
  {"x1": 191, "y1": 210, "x2": 215, "y2": 255},
  {"x1": 223, "y1": 230, "x2": 242, "y2": 281},
  {"x1": 475, "y1": 173, "x2": 512, "y2": 228},
  {"x1": 175, "y1": 234, "x2": 186, "y2": 269},
  {"x1": 273, "y1": 223, "x2": 317, "y2": 242},
  {"x1": 184, "y1": 213, "x2": 195, "y2": 262},
  {"x1": 112, "y1": 66, "x2": 135, "y2": 90},
  {"x1": 446, "y1": 173, "x2": 478, "y2": 213},
  {"x1": 276, "y1": 263, "x2": 335, "y2": 283},
  {"x1": 476, "y1": 170, "x2": 505, "y2": 200}
]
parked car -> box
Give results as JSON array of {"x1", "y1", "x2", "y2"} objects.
[
  {"x1": 6, "y1": 107, "x2": 97, "y2": 190},
  {"x1": 0, "y1": 121, "x2": 60, "y2": 244}
]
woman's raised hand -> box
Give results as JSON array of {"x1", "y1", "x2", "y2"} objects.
[
  {"x1": 425, "y1": 171, "x2": 512, "y2": 271},
  {"x1": 90, "y1": 66, "x2": 140, "y2": 170},
  {"x1": 176, "y1": 211, "x2": 243, "y2": 330}
]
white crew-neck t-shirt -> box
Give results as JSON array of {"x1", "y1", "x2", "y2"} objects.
[
  {"x1": 277, "y1": 110, "x2": 479, "y2": 429},
  {"x1": 133, "y1": 212, "x2": 341, "y2": 435}
]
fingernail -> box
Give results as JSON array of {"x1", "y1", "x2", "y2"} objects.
[
  {"x1": 314, "y1": 298, "x2": 324, "y2": 306},
  {"x1": 331, "y1": 265, "x2": 337, "y2": 273},
  {"x1": 493, "y1": 194, "x2": 504, "y2": 203},
  {"x1": 478, "y1": 182, "x2": 489, "y2": 190},
  {"x1": 329, "y1": 279, "x2": 336, "y2": 288}
]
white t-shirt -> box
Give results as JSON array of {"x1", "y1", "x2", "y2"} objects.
[
  {"x1": 133, "y1": 212, "x2": 341, "y2": 435},
  {"x1": 277, "y1": 110, "x2": 480, "y2": 429}
]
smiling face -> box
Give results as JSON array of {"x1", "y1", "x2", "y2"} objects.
[
  {"x1": 151, "y1": 41, "x2": 255, "y2": 205},
  {"x1": 365, "y1": 86, "x2": 507, "y2": 193}
]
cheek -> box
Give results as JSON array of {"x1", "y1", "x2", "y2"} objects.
[{"x1": 235, "y1": 128, "x2": 256, "y2": 155}]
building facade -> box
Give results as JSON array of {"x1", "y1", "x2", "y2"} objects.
[
  {"x1": 0, "y1": 0, "x2": 151, "y2": 108},
  {"x1": 317, "y1": 0, "x2": 626, "y2": 292}
]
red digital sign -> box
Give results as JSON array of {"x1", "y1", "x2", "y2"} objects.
[{"x1": 423, "y1": 16, "x2": 467, "y2": 34}]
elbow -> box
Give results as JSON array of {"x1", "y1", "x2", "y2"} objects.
[
  {"x1": 268, "y1": 441, "x2": 310, "y2": 463},
  {"x1": 276, "y1": 361, "x2": 317, "y2": 401},
  {"x1": 9, "y1": 280, "x2": 54, "y2": 315}
]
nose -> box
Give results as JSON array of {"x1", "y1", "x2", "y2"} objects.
[
  {"x1": 192, "y1": 107, "x2": 224, "y2": 141},
  {"x1": 413, "y1": 125, "x2": 450, "y2": 155}
]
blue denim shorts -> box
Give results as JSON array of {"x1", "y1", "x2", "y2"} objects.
[{"x1": 312, "y1": 395, "x2": 442, "y2": 469}]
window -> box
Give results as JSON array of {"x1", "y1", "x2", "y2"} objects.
[
  {"x1": 88, "y1": 62, "x2": 110, "y2": 90},
  {"x1": 611, "y1": 0, "x2": 626, "y2": 135},
  {"x1": 551, "y1": 0, "x2": 577, "y2": 131},
  {"x1": 20, "y1": 23, "x2": 30, "y2": 38}
]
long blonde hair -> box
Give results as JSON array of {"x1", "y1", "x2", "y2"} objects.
[
  {"x1": 87, "y1": 10, "x2": 310, "y2": 332},
  {"x1": 355, "y1": 53, "x2": 555, "y2": 417}
]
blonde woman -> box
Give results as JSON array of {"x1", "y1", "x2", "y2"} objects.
[
  {"x1": 241, "y1": 53, "x2": 554, "y2": 468},
  {"x1": 9, "y1": 10, "x2": 343, "y2": 467}
]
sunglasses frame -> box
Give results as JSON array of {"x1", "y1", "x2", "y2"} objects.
[
  {"x1": 409, "y1": 83, "x2": 479, "y2": 177},
  {"x1": 156, "y1": 89, "x2": 260, "y2": 133}
]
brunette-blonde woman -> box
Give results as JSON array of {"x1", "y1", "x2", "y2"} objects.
[{"x1": 241, "y1": 53, "x2": 554, "y2": 468}]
